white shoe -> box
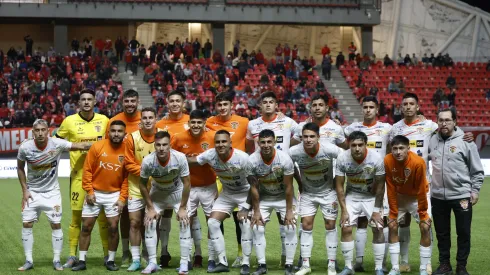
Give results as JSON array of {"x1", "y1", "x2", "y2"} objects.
[
  {"x1": 294, "y1": 265, "x2": 311, "y2": 275},
  {"x1": 327, "y1": 265, "x2": 336, "y2": 275}
]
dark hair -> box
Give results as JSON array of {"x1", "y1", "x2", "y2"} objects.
[
  {"x1": 123, "y1": 89, "x2": 139, "y2": 98},
  {"x1": 258, "y1": 129, "x2": 275, "y2": 140},
  {"x1": 260, "y1": 91, "x2": 277, "y2": 103},
  {"x1": 215, "y1": 129, "x2": 231, "y2": 137},
  {"x1": 215, "y1": 92, "x2": 234, "y2": 103},
  {"x1": 167, "y1": 90, "x2": 185, "y2": 100},
  {"x1": 362, "y1": 96, "x2": 378, "y2": 106},
  {"x1": 79, "y1": 89, "x2": 95, "y2": 97},
  {"x1": 110, "y1": 120, "x2": 126, "y2": 128},
  {"x1": 437, "y1": 108, "x2": 457, "y2": 121},
  {"x1": 390, "y1": 135, "x2": 410, "y2": 147},
  {"x1": 190, "y1": 109, "x2": 206, "y2": 120},
  {"x1": 302, "y1": 122, "x2": 320, "y2": 135},
  {"x1": 155, "y1": 131, "x2": 171, "y2": 140},
  {"x1": 141, "y1": 107, "x2": 156, "y2": 116},
  {"x1": 402, "y1": 92, "x2": 419, "y2": 103},
  {"x1": 310, "y1": 94, "x2": 329, "y2": 105},
  {"x1": 348, "y1": 131, "x2": 367, "y2": 144}
]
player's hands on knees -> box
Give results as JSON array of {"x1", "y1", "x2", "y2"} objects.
[
  {"x1": 237, "y1": 210, "x2": 249, "y2": 223},
  {"x1": 144, "y1": 207, "x2": 159, "y2": 227},
  {"x1": 340, "y1": 210, "x2": 350, "y2": 227},
  {"x1": 177, "y1": 207, "x2": 189, "y2": 227},
  {"x1": 21, "y1": 190, "x2": 33, "y2": 211},
  {"x1": 284, "y1": 210, "x2": 296, "y2": 229},
  {"x1": 370, "y1": 212, "x2": 384, "y2": 230},
  {"x1": 86, "y1": 194, "x2": 96, "y2": 205},
  {"x1": 251, "y1": 212, "x2": 264, "y2": 229},
  {"x1": 114, "y1": 200, "x2": 125, "y2": 214}
]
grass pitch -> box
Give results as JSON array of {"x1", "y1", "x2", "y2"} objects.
[{"x1": 1, "y1": 178, "x2": 489, "y2": 274}]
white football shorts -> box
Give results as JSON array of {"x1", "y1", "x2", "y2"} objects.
[
  {"x1": 22, "y1": 189, "x2": 62, "y2": 224},
  {"x1": 189, "y1": 184, "x2": 217, "y2": 217},
  {"x1": 212, "y1": 190, "x2": 249, "y2": 216},
  {"x1": 300, "y1": 191, "x2": 338, "y2": 220},
  {"x1": 82, "y1": 191, "x2": 121, "y2": 218}
]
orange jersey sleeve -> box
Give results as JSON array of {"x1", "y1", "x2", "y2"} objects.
[
  {"x1": 82, "y1": 140, "x2": 128, "y2": 201},
  {"x1": 156, "y1": 114, "x2": 190, "y2": 136},
  {"x1": 124, "y1": 134, "x2": 140, "y2": 176},
  {"x1": 206, "y1": 115, "x2": 248, "y2": 151},
  {"x1": 106, "y1": 112, "x2": 141, "y2": 139},
  {"x1": 171, "y1": 130, "x2": 216, "y2": 187},
  {"x1": 384, "y1": 155, "x2": 399, "y2": 220}
]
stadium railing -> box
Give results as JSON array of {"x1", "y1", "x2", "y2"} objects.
[{"x1": 225, "y1": 0, "x2": 360, "y2": 7}]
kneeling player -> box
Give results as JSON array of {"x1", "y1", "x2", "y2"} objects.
[
  {"x1": 384, "y1": 136, "x2": 431, "y2": 275},
  {"x1": 335, "y1": 131, "x2": 386, "y2": 275},
  {"x1": 139, "y1": 131, "x2": 192, "y2": 274},
  {"x1": 72, "y1": 120, "x2": 129, "y2": 271},
  {"x1": 17, "y1": 119, "x2": 92, "y2": 271},
  {"x1": 249, "y1": 130, "x2": 297, "y2": 275}
]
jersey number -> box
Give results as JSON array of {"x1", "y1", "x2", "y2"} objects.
[{"x1": 72, "y1": 192, "x2": 80, "y2": 201}]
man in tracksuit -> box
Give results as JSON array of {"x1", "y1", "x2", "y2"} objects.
[{"x1": 429, "y1": 108, "x2": 484, "y2": 275}]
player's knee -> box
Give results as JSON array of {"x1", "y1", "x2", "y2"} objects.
[
  {"x1": 23, "y1": 222, "x2": 34, "y2": 228},
  {"x1": 130, "y1": 218, "x2": 141, "y2": 229},
  {"x1": 81, "y1": 224, "x2": 93, "y2": 234},
  {"x1": 50, "y1": 223, "x2": 62, "y2": 230},
  {"x1": 388, "y1": 220, "x2": 398, "y2": 231},
  {"x1": 357, "y1": 216, "x2": 369, "y2": 228},
  {"x1": 341, "y1": 225, "x2": 353, "y2": 236},
  {"x1": 253, "y1": 225, "x2": 265, "y2": 234},
  {"x1": 372, "y1": 229, "x2": 384, "y2": 243},
  {"x1": 419, "y1": 221, "x2": 431, "y2": 233},
  {"x1": 324, "y1": 220, "x2": 336, "y2": 230},
  {"x1": 109, "y1": 225, "x2": 119, "y2": 235}
]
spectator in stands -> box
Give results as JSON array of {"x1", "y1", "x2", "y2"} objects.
[
  {"x1": 321, "y1": 44, "x2": 331, "y2": 58},
  {"x1": 296, "y1": 101, "x2": 306, "y2": 116},
  {"x1": 434, "y1": 53, "x2": 444, "y2": 67},
  {"x1": 388, "y1": 79, "x2": 400, "y2": 94},
  {"x1": 359, "y1": 54, "x2": 370, "y2": 70},
  {"x1": 284, "y1": 44, "x2": 291, "y2": 63},
  {"x1": 0, "y1": 50, "x2": 3, "y2": 72},
  {"x1": 212, "y1": 49, "x2": 223, "y2": 64},
  {"x1": 115, "y1": 36, "x2": 125, "y2": 61},
  {"x1": 393, "y1": 104, "x2": 402, "y2": 123},
  {"x1": 448, "y1": 89, "x2": 456, "y2": 106},
  {"x1": 439, "y1": 92, "x2": 450, "y2": 110},
  {"x1": 235, "y1": 100, "x2": 246, "y2": 115},
  {"x1": 404, "y1": 54, "x2": 412, "y2": 66},
  {"x1": 256, "y1": 49, "x2": 265, "y2": 65},
  {"x1": 71, "y1": 37, "x2": 80, "y2": 51},
  {"x1": 397, "y1": 53, "x2": 405, "y2": 66},
  {"x1": 316, "y1": 80, "x2": 326, "y2": 92},
  {"x1": 348, "y1": 42, "x2": 356, "y2": 61},
  {"x1": 204, "y1": 39, "x2": 212, "y2": 58},
  {"x1": 83, "y1": 37, "x2": 93, "y2": 57},
  {"x1": 285, "y1": 106, "x2": 293, "y2": 118},
  {"x1": 446, "y1": 73, "x2": 456, "y2": 88},
  {"x1": 429, "y1": 53, "x2": 435, "y2": 64},
  {"x1": 486, "y1": 89, "x2": 490, "y2": 102},
  {"x1": 412, "y1": 53, "x2": 418, "y2": 65},
  {"x1": 384, "y1": 54, "x2": 394, "y2": 67},
  {"x1": 233, "y1": 40, "x2": 240, "y2": 58},
  {"x1": 24, "y1": 35, "x2": 33, "y2": 56},
  {"x1": 369, "y1": 85, "x2": 379, "y2": 97},
  {"x1": 193, "y1": 38, "x2": 201, "y2": 59},
  {"x1": 138, "y1": 44, "x2": 147, "y2": 65},
  {"x1": 276, "y1": 43, "x2": 283, "y2": 62},
  {"x1": 0, "y1": 103, "x2": 8, "y2": 120},
  {"x1": 131, "y1": 52, "x2": 139, "y2": 76},
  {"x1": 292, "y1": 44, "x2": 299, "y2": 60},
  {"x1": 336, "y1": 52, "x2": 345, "y2": 68},
  {"x1": 260, "y1": 73, "x2": 270, "y2": 86},
  {"x1": 398, "y1": 79, "x2": 406, "y2": 93},
  {"x1": 379, "y1": 100, "x2": 387, "y2": 116},
  {"x1": 486, "y1": 60, "x2": 490, "y2": 72},
  {"x1": 148, "y1": 42, "x2": 157, "y2": 63},
  {"x1": 128, "y1": 36, "x2": 140, "y2": 53},
  {"x1": 247, "y1": 95, "x2": 257, "y2": 110},
  {"x1": 421, "y1": 53, "x2": 429, "y2": 64},
  {"x1": 104, "y1": 36, "x2": 112, "y2": 56},
  {"x1": 3, "y1": 111, "x2": 13, "y2": 128},
  {"x1": 7, "y1": 46, "x2": 17, "y2": 62},
  {"x1": 443, "y1": 53, "x2": 454, "y2": 67},
  {"x1": 322, "y1": 56, "x2": 332, "y2": 80}
]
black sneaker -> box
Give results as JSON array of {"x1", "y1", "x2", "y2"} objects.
[
  {"x1": 456, "y1": 265, "x2": 469, "y2": 275},
  {"x1": 71, "y1": 261, "x2": 87, "y2": 271},
  {"x1": 106, "y1": 261, "x2": 119, "y2": 271},
  {"x1": 284, "y1": 264, "x2": 294, "y2": 275},
  {"x1": 252, "y1": 264, "x2": 267, "y2": 275},
  {"x1": 434, "y1": 263, "x2": 452, "y2": 275},
  {"x1": 208, "y1": 263, "x2": 230, "y2": 273},
  {"x1": 240, "y1": 264, "x2": 250, "y2": 275},
  {"x1": 160, "y1": 254, "x2": 172, "y2": 268}
]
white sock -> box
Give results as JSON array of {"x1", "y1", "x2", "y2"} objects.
[
  {"x1": 160, "y1": 217, "x2": 171, "y2": 256},
  {"x1": 208, "y1": 238, "x2": 216, "y2": 261},
  {"x1": 239, "y1": 220, "x2": 253, "y2": 266},
  {"x1": 79, "y1": 251, "x2": 87, "y2": 262},
  {"x1": 253, "y1": 225, "x2": 266, "y2": 264},
  {"x1": 122, "y1": 238, "x2": 129, "y2": 253},
  {"x1": 300, "y1": 230, "x2": 313, "y2": 260},
  {"x1": 399, "y1": 227, "x2": 410, "y2": 263},
  {"x1": 180, "y1": 225, "x2": 192, "y2": 265},
  {"x1": 419, "y1": 245, "x2": 431, "y2": 271},
  {"x1": 52, "y1": 229, "x2": 63, "y2": 262},
  {"x1": 108, "y1": 251, "x2": 116, "y2": 262},
  {"x1": 191, "y1": 217, "x2": 202, "y2": 256},
  {"x1": 389, "y1": 242, "x2": 400, "y2": 270},
  {"x1": 284, "y1": 225, "x2": 298, "y2": 265},
  {"x1": 131, "y1": 246, "x2": 140, "y2": 262},
  {"x1": 340, "y1": 241, "x2": 354, "y2": 269},
  {"x1": 429, "y1": 228, "x2": 433, "y2": 265},
  {"x1": 326, "y1": 229, "x2": 338, "y2": 263},
  {"x1": 373, "y1": 243, "x2": 385, "y2": 270},
  {"x1": 383, "y1": 227, "x2": 389, "y2": 265},
  {"x1": 22, "y1": 228, "x2": 34, "y2": 263},
  {"x1": 208, "y1": 218, "x2": 228, "y2": 266},
  {"x1": 355, "y1": 228, "x2": 367, "y2": 264},
  {"x1": 298, "y1": 223, "x2": 303, "y2": 258},
  {"x1": 145, "y1": 220, "x2": 158, "y2": 264},
  {"x1": 279, "y1": 225, "x2": 286, "y2": 256}
]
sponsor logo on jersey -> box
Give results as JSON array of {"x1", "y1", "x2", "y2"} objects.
[
  {"x1": 101, "y1": 152, "x2": 108, "y2": 157},
  {"x1": 201, "y1": 142, "x2": 210, "y2": 150},
  {"x1": 409, "y1": 140, "x2": 424, "y2": 148},
  {"x1": 99, "y1": 161, "x2": 122, "y2": 171},
  {"x1": 276, "y1": 136, "x2": 284, "y2": 143},
  {"x1": 80, "y1": 137, "x2": 99, "y2": 142},
  {"x1": 32, "y1": 160, "x2": 57, "y2": 170},
  {"x1": 230, "y1": 122, "x2": 239, "y2": 129},
  {"x1": 450, "y1": 145, "x2": 457, "y2": 153},
  {"x1": 367, "y1": 141, "x2": 383, "y2": 148},
  {"x1": 182, "y1": 144, "x2": 189, "y2": 149},
  {"x1": 350, "y1": 178, "x2": 367, "y2": 184}
]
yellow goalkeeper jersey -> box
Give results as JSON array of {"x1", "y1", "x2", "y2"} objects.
[{"x1": 56, "y1": 112, "x2": 109, "y2": 173}]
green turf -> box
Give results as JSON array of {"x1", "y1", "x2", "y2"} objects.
[{"x1": 1, "y1": 178, "x2": 489, "y2": 274}]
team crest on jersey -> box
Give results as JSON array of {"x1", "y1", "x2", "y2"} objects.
[
  {"x1": 201, "y1": 142, "x2": 210, "y2": 150},
  {"x1": 48, "y1": 150, "x2": 57, "y2": 157},
  {"x1": 332, "y1": 201, "x2": 338, "y2": 210},
  {"x1": 94, "y1": 125, "x2": 102, "y2": 132},
  {"x1": 450, "y1": 146, "x2": 457, "y2": 153},
  {"x1": 53, "y1": 205, "x2": 61, "y2": 213},
  {"x1": 183, "y1": 144, "x2": 189, "y2": 149},
  {"x1": 272, "y1": 166, "x2": 284, "y2": 177},
  {"x1": 375, "y1": 129, "x2": 382, "y2": 136},
  {"x1": 404, "y1": 168, "x2": 411, "y2": 178},
  {"x1": 364, "y1": 167, "x2": 373, "y2": 174},
  {"x1": 276, "y1": 123, "x2": 284, "y2": 130},
  {"x1": 460, "y1": 199, "x2": 469, "y2": 210},
  {"x1": 230, "y1": 122, "x2": 239, "y2": 130},
  {"x1": 118, "y1": 155, "x2": 124, "y2": 164},
  {"x1": 417, "y1": 127, "x2": 424, "y2": 134},
  {"x1": 325, "y1": 131, "x2": 332, "y2": 137}
]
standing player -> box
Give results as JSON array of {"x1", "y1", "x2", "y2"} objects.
[
  {"x1": 249, "y1": 130, "x2": 297, "y2": 275},
  {"x1": 106, "y1": 89, "x2": 141, "y2": 267},
  {"x1": 17, "y1": 119, "x2": 92, "y2": 271},
  {"x1": 335, "y1": 131, "x2": 386, "y2": 275},
  {"x1": 289, "y1": 123, "x2": 343, "y2": 275},
  {"x1": 71, "y1": 120, "x2": 129, "y2": 271},
  {"x1": 171, "y1": 110, "x2": 217, "y2": 269},
  {"x1": 156, "y1": 90, "x2": 190, "y2": 267},
  {"x1": 139, "y1": 131, "x2": 192, "y2": 275},
  {"x1": 384, "y1": 135, "x2": 431, "y2": 275},
  {"x1": 206, "y1": 92, "x2": 249, "y2": 269},
  {"x1": 55, "y1": 89, "x2": 110, "y2": 268},
  {"x1": 188, "y1": 130, "x2": 254, "y2": 275},
  {"x1": 124, "y1": 107, "x2": 160, "y2": 272},
  {"x1": 343, "y1": 96, "x2": 392, "y2": 272}
]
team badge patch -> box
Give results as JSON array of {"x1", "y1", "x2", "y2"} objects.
[
  {"x1": 364, "y1": 167, "x2": 373, "y2": 174},
  {"x1": 230, "y1": 122, "x2": 239, "y2": 130},
  {"x1": 375, "y1": 129, "x2": 382, "y2": 136},
  {"x1": 332, "y1": 201, "x2": 338, "y2": 210},
  {"x1": 417, "y1": 127, "x2": 424, "y2": 134},
  {"x1": 460, "y1": 199, "x2": 469, "y2": 210},
  {"x1": 94, "y1": 125, "x2": 101, "y2": 132},
  {"x1": 118, "y1": 155, "x2": 124, "y2": 164},
  {"x1": 277, "y1": 123, "x2": 284, "y2": 130},
  {"x1": 326, "y1": 131, "x2": 332, "y2": 137},
  {"x1": 201, "y1": 142, "x2": 210, "y2": 150},
  {"x1": 404, "y1": 168, "x2": 411, "y2": 178},
  {"x1": 450, "y1": 146, "x2": 457, "y2": 153},
  {"x1": 53, "y1": 205, "x2": 61, "y2": 212}
]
